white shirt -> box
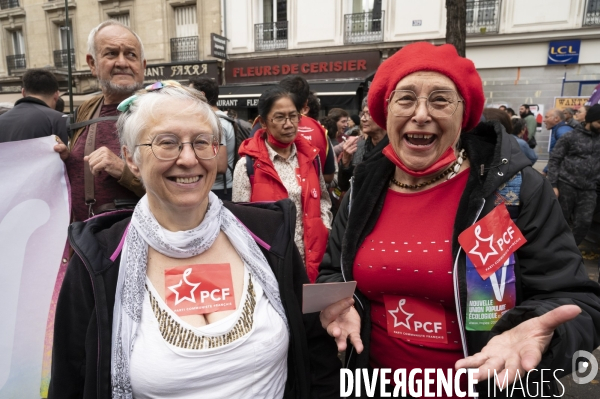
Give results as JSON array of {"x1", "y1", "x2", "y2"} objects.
[{"x1": 130, "y1": 271, "x2": 289, "y2": 398}]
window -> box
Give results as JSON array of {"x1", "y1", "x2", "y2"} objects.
[
  {"x1": 109, "y1": 13, "x2": 130, "y2": 27},
  {"x1": 345, "y1": 0, "x2": 383, "y2": 44},
  {"x1": 255, "y1": 0, "x2": 287, "y2": 50},
  {"x1": 6, "y1": 29, "x2": 26, "y2": 75},
  {"x1": 171, "y1": 5, "x2": 198, "y2": 61},
  {"x1": 54, "y1": 23, "x2": 75, "y2": 68},
  {"x1": 584, "y1": 0, "x2": 600, "y2": 26},
  {"x1": 175, "y1": 5, "x2": 198, "y2": 38},
  {"x1": 12, "y1": 30, "x2": 24, "y2": 55},
  {"x1": 466, "y1": 0, "x2": 501, "y2": 34}
]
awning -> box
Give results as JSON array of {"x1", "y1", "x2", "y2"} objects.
[{"x1": 217, "y1": 80, "x2": 363, "y2": 109}]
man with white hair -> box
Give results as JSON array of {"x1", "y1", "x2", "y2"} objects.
[{"x1": 54, "y1": 20, "x2": 146, "y2": 221}]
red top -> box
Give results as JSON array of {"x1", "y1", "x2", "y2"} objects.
[
  {"x1": 354, "y1": 170, "x2": 469, "y2": 394},
  {"x1": 66, "y1": 103, "x2": 138, "y2": 221}
]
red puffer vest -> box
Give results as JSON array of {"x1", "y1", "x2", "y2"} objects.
[{"x1": 238, "y1": 130, "x2": 329, "y2": 282}]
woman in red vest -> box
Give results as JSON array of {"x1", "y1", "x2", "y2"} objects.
[{"x1": 232, "y1": 87, "x2": 332, "y2": 283}]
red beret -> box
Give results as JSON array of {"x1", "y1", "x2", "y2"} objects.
[{"x1": 368, "y1": 42, "x2": 485, "y2": 132}]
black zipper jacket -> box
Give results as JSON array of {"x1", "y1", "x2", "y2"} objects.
[
  {"x1": 49, "y1": 200, "x2": 340, "y2": 399},
  {"x1": 318, "y1": 121, "x2": 600, "y2": 398}
]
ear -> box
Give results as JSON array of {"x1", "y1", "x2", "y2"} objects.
[
  {"x1": 258, "y1": 116, "x2": 267, "y2": 129},
  {"x1": 86, "y1": 54, "x2": 97, "y2": 76},
  {"x1": 21, "y1": 88, "x2": 26, "y2": 97},
  {"x1": 53, "y1": 91, "x2": 59, "y2": 102},
  {"x1": 123, "y1": 145, "x2": 141, "y2": 179}
]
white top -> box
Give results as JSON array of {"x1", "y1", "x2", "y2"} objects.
[{"x1": 129, "y1": 271, "x2": 289, "y2": 398}]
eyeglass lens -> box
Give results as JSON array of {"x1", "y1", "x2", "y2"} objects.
[
  {"x1": 272, "y1": 114, "x2": 300, "y2": 124},
  {"x1": 151, "y1": 134, "x2": 217, "y2": 160},
  {"x1": 388, "y1": 90, "x2": 460, "y2": 117}
]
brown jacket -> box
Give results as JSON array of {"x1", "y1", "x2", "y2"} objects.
[{"x1": 70, "y1": 94, "x2": 145, "y2": 197}]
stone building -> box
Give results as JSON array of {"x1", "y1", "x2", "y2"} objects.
[{"x1": 0, "y1": 0, "x2": 224, "y2": 108}]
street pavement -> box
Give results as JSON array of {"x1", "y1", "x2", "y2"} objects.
[{"x1": 558, "y1": 257, "x2": 600, "y2": 398}]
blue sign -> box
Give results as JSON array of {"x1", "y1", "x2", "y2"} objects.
[{"x1": 548, "y1": 40, "x2": 580, "y2": 65}]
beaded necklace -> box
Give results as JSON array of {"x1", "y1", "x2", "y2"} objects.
[{"x1": 390, "y1": 149, "x2": 467, "y2": 190}]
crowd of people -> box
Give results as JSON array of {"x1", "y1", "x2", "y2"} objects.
[{"x1": 2, "y1": 20, "x2": 600, "y2": 399}]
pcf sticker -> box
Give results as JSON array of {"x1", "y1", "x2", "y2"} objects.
[
  {"x1": 165, "y1": 263, "x2": 235, "y2": 316},
  {"x1": 383, "y1": 295, "x2": 448, "y2": 344},
  {"x1": 458, "y1": 203, "x2": 526, "y2": 280}
]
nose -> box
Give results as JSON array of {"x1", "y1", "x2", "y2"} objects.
[
  {"x1": 411, "y1": 97, "x2": 430, "y2": 124},
  {"x1": 114, "y1": 52, "x2": 128, "y2": 67},
  {"x1": 176, "y1": 143, "x2": 199, "y2": 167}
]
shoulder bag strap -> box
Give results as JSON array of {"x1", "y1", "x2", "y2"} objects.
[{"x1": 84, "y1": 100, "x2": 104, "y2": 217}]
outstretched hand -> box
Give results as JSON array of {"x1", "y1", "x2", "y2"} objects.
[
  {"x1": 455, "y1": 305, "x2": 581, "y2": 386},
  {"x1": 320, "y1": 297, "x2": 363, "y2": 354}
]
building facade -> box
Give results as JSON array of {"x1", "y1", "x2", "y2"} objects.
[
  {"x1": 224, "y1": 0, "x2": 600, "y2": 157},
  {"x1": 0, "y1": 0, "x2": 223, "y2": 107}
]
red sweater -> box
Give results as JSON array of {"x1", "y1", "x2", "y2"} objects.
[{"x1": 354, "y1": 171, "x2": 469, "y2": 396}]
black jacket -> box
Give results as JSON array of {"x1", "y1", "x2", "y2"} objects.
[
  {"x1": 49, "y1": 200, "x2": 340, "y2": 399},
  {"x1": 547, "y1": 125, "x2": 600, "y2": 190},
  {"x1": 318, "y1": 121, "x2": 600, "y2": 398},
  {"x1": 0, "y1": 96, "x2": 68, "y2": 144},
  {"x1": 337, "y1": 135, "x2": 389, "y2": 192}
]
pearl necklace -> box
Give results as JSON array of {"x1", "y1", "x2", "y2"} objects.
[{"x1": 390, "y1": 149, "x2": 467, "y2": 190}]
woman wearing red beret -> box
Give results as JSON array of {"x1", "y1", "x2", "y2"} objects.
[{"x1": 318, "y1": 42, "x2": 600, "y2": 398}]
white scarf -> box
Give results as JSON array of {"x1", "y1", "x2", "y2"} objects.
[{"x1": 110, "y1": 193, "x2": 287, "y2": 398}]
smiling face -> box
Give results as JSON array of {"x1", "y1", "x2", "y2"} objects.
[
  {"x1": 87, "y1": 25, "x2": 146, "y2": 104},
  {"x1": 125, "y1": 99, "x2": 218, "y2": 226},
  {"x1": 260, "y1": 96, "x2": 299, "y2": 145},
  {"x1": 386, "y1": 71, "x2": 464, "y2": 172}
]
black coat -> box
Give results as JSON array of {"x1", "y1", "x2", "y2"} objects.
[
  {"x1": 318, "y1": 121, "x2": 600, "y2": 398},
  {"x1": 0, "y1": 96, "x2": 68, "y2": 144},
  {"x1": 49, "y1": 200, "x2": 340, "y2": 399}
]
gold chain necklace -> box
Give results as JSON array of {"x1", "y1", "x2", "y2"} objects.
[{"x1": 390, "y1": 149, "x2": 467, "y2": 190}]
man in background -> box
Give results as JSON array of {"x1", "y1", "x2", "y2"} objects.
[
  {"x1": 0, "y1": 69, "x2": 68, "y2": 144},
  {"x1": 519, "y1": 104, "x2": 538, "y2": 144}
]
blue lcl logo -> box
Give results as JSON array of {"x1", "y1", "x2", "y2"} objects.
[{"x1": 548, "y1": 40, "x2": 581, "y2": 65}]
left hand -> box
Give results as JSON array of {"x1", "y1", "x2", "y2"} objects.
[
  {"x1": 84, "y1": 146, "x2": 125, "y2": 179},
  {"x1": 455, "y1": 305, "x2": 581, "y2": 386}
]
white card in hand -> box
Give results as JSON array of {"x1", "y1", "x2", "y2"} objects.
[{"x1": 302, "y1": 281, "x2": 357, "y2": 314}]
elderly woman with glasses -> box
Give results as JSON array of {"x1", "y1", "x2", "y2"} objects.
[
  {"x1": 232, "y1": 87, "x2": 332, "y2": 283},
  {"x1": 49, "y1": 82, "x2": 340, "y2": 399},
  {"x1": 318, "y1": 42, "x2": 600, "y2": 396}
]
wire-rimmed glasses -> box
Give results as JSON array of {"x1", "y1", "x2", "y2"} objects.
[
  {"x1": 387, "y1": 90, "x2": 463, "y2": 118},
  {"x1": 136, "y1": 133, "x2": 219, "y2": 161},
  {"x1": 271, "y1": 113, "x2": 301, "y2": 125}
]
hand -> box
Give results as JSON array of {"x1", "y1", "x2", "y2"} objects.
[
  {"x1": 455, "y1": 305, "x2": 581, "y2": 386},
  {"x1": 341, "y1": 136, "x2": 359, "y2": 167},
  {"x1": 84, "y1": 146, "x2": 125, "y2": 179},
  {"x1": 320, "y1": 297, "x2": 363, "y2": 353},
  {"x1": 553, "y1": 187, "x2": 559, "y2": 198},
  {"x1": 53, "y1": 137, "x2": 70, "y2": 161}
]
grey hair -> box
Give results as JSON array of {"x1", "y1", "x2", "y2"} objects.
[
  {"x1": 550, "y1": 108, "x2": 565, "y2": 121},
  {"x1": 361, "y1": 97, "x2": 368, "y2": 109},
  {"x1": 118, "y1": 85, "x2": 222, "y2": 164},
  {"x1": 87, "y1": 20, "x2": 145, "y2": 62}
]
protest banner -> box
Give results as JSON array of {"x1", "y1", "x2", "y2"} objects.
[{"x1": 0, "y1": 136, "x2": 70, "y2": 398}]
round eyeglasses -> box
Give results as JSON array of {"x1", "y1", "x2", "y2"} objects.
[
  {"x1": 386, "y1": 90, "x2": 463, "y2": 118},
  {"x1": 270, "y1": 113, "x2": 301, "y2": 125},
  {"x1": 136, "y1": 133, "x2": 219, "y2": 161}
]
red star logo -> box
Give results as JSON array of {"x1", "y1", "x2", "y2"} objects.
[
  {"x1": 469, "y1": 225, "x2": 498, "y2": 266},
  {"x1": 388, "y1": 299, "x2": 413, "y2": 329},
  {"x1": 167, "y1": 268, "x2": 200, "y2": 305}
]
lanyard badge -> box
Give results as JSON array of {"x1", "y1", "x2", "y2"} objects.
[{"x1": 458, "y1": 204, "x2": 525, "y2": 330}]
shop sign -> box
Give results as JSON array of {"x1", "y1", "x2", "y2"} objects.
[
  {"x1": 554, "y1": 96, "x2": 589, "y2": 110},
  {"x1": 144, "y1": 61, "x2": 219, "y2": 82},
  {"x1": 211, "y1": 33, "x2": 228, "y2": 60},
  {"x1": 226, "y1": 51, "x2": 380, "y2": 84},
  {"x1": 547, "y1": 40, "x2": 580, "y2": 65}
]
